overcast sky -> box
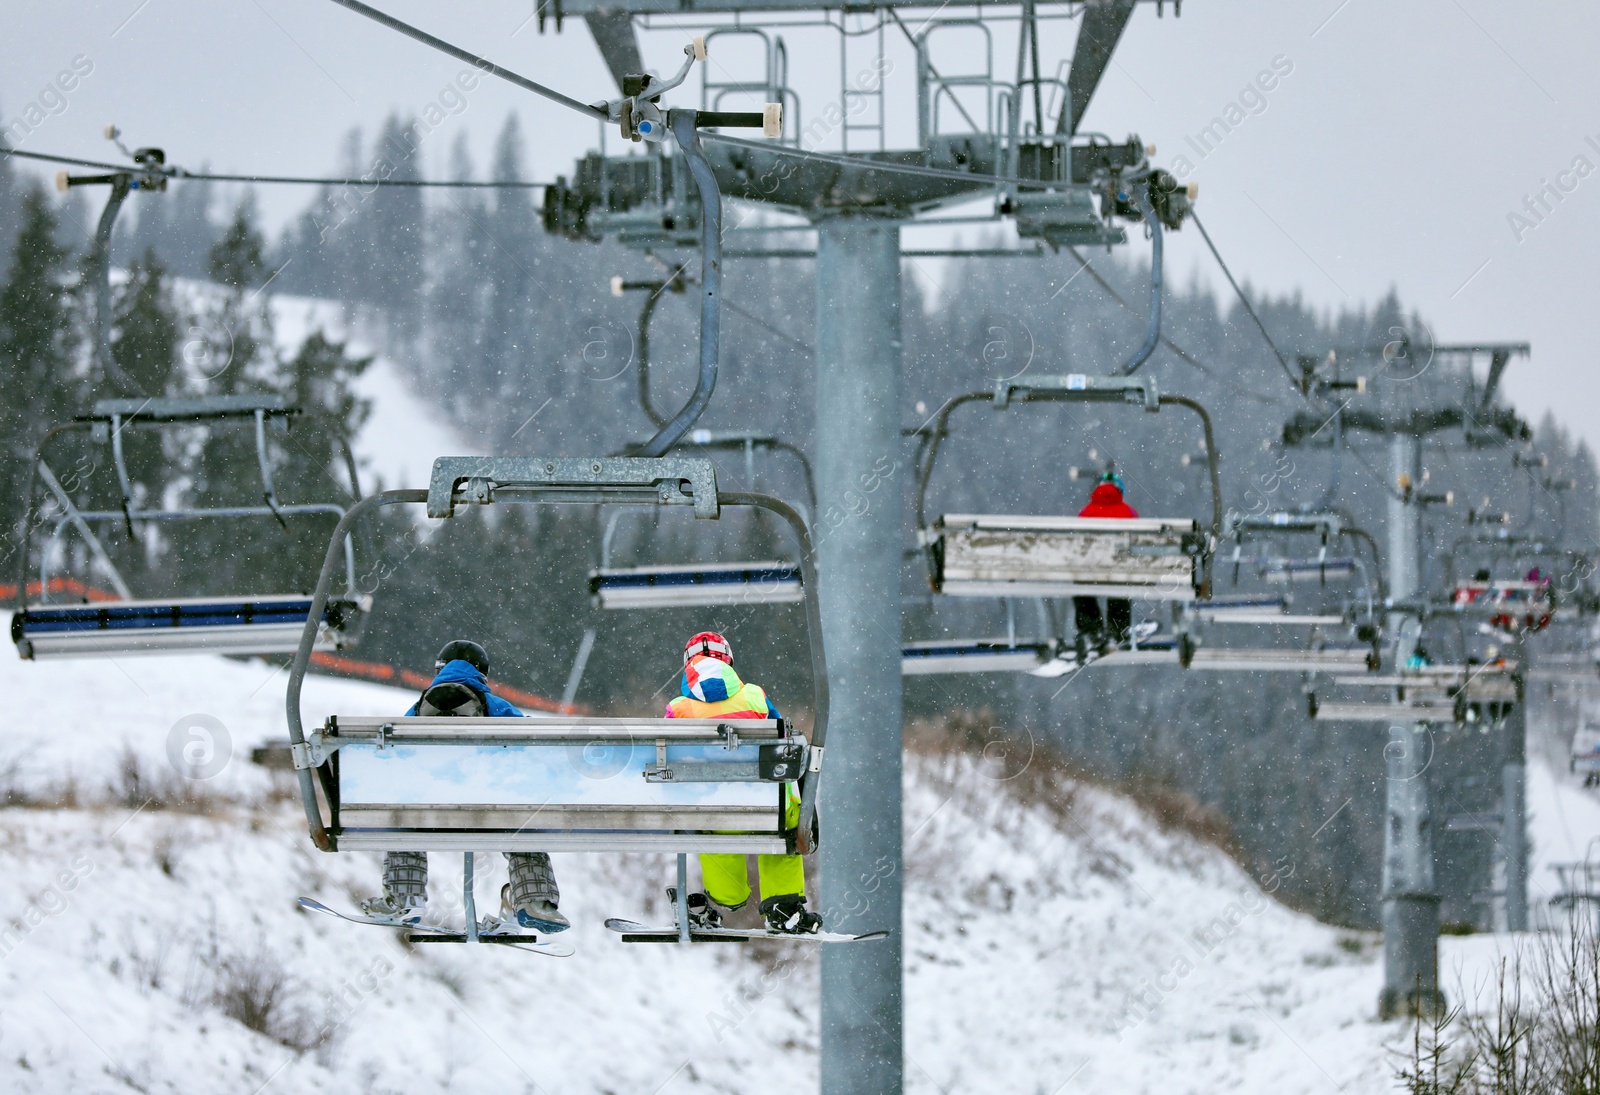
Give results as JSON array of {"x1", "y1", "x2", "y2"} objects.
[{"x1": 5, "y1": 0, "x2": 1598, "y2": 451}]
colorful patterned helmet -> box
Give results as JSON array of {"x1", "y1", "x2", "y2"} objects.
[{"x1": 683, "y1": 631, "x2": 733, "y2": 666}]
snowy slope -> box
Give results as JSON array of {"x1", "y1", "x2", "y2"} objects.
[
  {"x1": 1, "y1": 635, "x2": 1596, "y2": 1094},
  {"x1": 267, "y1": 294, "x2": 477, "y2": 491}
]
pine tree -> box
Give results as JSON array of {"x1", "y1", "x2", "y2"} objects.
[
  {"x1": 114, "y1": 248, "x2": 179, "y2": 400},
  {"x1": 0, "y1": 184, "x2": 81, "y2": 577},
  {"x1": 167, "y1": 197, "x2": 281, "y2": 597},
  {"x1": 161, "y1": 171, "x2": 217, "y2": 279},
  {"x1": 422, "y1": 132, "x2": 489, "y2": 409},
  {"x1": 362, "y1": 113, "x2": 426, "y2": 333},
  {"x1": 0, "y1": 119, "x2": 19, "y2": 284},
  {"x1": 481, "y1": 115, "x2": 539, "y2": 407},
  {"x1": 110, "y1": 248, "x2": 180, "y2": 518}
]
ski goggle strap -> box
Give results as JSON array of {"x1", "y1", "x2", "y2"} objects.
[{"x1": 683, "y1": 631, "x2": 733, "y2": 666}]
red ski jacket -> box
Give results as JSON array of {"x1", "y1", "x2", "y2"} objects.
[{"x1": 1079, "y1": 482, "x2": 1139, "y2": 519}]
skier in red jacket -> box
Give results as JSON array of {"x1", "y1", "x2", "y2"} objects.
[{"x1": 1075, "y1": 469, "x2": 1138, "y2": 652}]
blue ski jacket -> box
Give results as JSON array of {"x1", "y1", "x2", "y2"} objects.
[{"x1": 405, "y1": 659, "x2": 524, "y2": 717}]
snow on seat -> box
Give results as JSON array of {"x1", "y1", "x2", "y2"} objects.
[
  {"x1": 900, "y1": 638, "x2": 1053, "y2": 675},
  {"x1": 930, "y1": 514, "x2": 1203, "y2": 600},
  {"x1": 12, "y1": 593, "x2": 365, "y2": 659},
  {"x1": 300, "y1": 715, "x2": 806, "y2": 854},
  {"x1": 589, "y1": 560, "x2": 802, "y2": 609}
]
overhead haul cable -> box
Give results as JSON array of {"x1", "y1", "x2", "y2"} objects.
[{"x1": 0, "y1": 145, "x2": 548, "y2": 189}]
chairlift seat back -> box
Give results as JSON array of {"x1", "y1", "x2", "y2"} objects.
[
  {"x1": 304, "y1": 716, "x2": 805, "y2": 854},
  {"x1": 901, "y1": 639, "x2": 1051, "y2": 675},
  {"x1": 932, "y1": 514, "x2": 1201, "y2": 600},
  {"x1": 590, "y1": 561, "x2": 802, "y2": 609},
  {"x1": 12, "y1": 594, "x2": 364, "y2": 660}
]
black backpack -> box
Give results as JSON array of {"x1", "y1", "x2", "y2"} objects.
[{"x1": 415, "y1": 680, "x2": 488, "y2": 717}]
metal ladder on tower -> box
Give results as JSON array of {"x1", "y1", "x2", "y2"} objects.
[{"x1": 838, "y1": 11, "x2": 886, "y2": 152}]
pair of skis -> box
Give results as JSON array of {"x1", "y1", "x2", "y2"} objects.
[{"x1": 300, "y1": 898, "x2": 886, "y2": 957}]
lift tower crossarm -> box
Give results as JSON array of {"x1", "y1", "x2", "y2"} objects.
[{"x1": 1059, "y1": 0, "x2": 1138, "y2": 135}]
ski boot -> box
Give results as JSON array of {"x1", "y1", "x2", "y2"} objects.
[
  {"x1": 361, "y1": 850, "x2": 427, "y2": 925},
  {"x1": 760, "y1": 894, "x2": 822, "y2": 935},
  {"x1": 502, "y1": 852, "x2": 569, "y2": 933}
]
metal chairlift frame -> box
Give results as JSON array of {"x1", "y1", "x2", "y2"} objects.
[
  {"x1": 593, "y1": 429, "x2": 816, "y2": 609},
  {"x1": 1310, "y1": 661, "x2": 1521, "y2": 724},
  {"x1": 1570, "y1": 725, "x2": 1600, "y2": 785},
  {"x1": 282, "y1": 459, "x2": 830, "y2": 921},
  {"x1": 1224, "y1": 511, "x2": 1369, "y2": 589},
  {"x1": 1170, "y1": 510, "x2": 1385, "y2": 674},
  {"x1": 11, "y1": 395, "x2": 369, "y2": 659},
  {"x1": 913, "y1": 372, "x2": 1222, "y2": 601}
]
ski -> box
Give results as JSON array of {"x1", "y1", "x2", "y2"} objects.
[
  {"x1": 604, "y1": 917, "x2": 889, "y2": 944},
  {"x1": 298, "y1": 898, "x2": 575, "y2": 957}
]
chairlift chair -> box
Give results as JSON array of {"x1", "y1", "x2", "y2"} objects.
[
  {"x1": 915, "y1": 375, "x2": 1222, "y2": 603},
  {"x1": 1173, "y1": 512, "x2": 1383, "y2": 674},
  {"x1": 1224, "y1": 511, "x2": 1369, "y2": 589},
  {"x1": 900, "y1": 595, "x2": 1060, "y2": 675},
  {"x1": 1309, "y1": 662, "x2": 1520, "y2": 724},
  {"x1": 285, "y1": 456, "x2": 831, "y2": 944},
  {"x1": 1451, "y1": 578, "x2": 1554, "y2": 633},
  {"x1": 1570, "y1": 725, "x2": 1600, "y2": 786},
  {"x1": 11, "y1": 395, "x2": 369, "y2": 660},
  {"x1": 590, "y1": 430, "x2": 814, "y2": 610},
  {"x1": 901, "y1": 638, "x2": 1056, "y2": 675}
]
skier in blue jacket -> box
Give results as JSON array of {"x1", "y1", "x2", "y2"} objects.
[{"x1": 362, "y1": 640, "x2": 568, "y2": 933}]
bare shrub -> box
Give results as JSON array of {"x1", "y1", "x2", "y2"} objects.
[
  {"x1": 122, "y1": 926, "x2": 176, "y2": 994},
  {"x1": 905, "y1": 712, "x2": 1239, "y2": 857},
  {"x1": 211, "y1": 948, "x2": 337, "y2": 1055},
  {"x1": 106, "y1": 743, "x2": 224, "y2": 815}
]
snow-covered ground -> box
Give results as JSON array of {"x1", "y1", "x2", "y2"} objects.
[{"x1": 4, "y1": 636, "x2": 1597, "y2": 1093}]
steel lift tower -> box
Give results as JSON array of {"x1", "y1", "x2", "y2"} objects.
[
  {"x1": 543, "y1": 2, "x2": 1190, "y2": 1088},
  {"x1": 1283, "y1": 343, "x2": 1530, "y2": 1017}
]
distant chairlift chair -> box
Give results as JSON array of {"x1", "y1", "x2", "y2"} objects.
[
  {"x1": 590, "y1": 430, "x2": 814, "y2": 610},
  {"x1": 285, "y1": 456, "x2": 833, "y2": 944},
  {"x1": 1452, "y1": 577, "x2": 1555, "y2": 634},
  {"x1": 1180, "y1": 511, "x2": 1383, "y2": 674},
  {"x1": 11, "y1": 395, "x2": 369, "y2": 660},
  {"x1": 1308, "y1": 661, "x2": 1521, "y2": 724},
  {"x1": 901, "y1": 595, "x2": 1058, "y2": 675},
  {"x1": 1569, "y1": 725, "x2": 1600, "y2": 787},
  {"x1": 908, "y1": 374, "x2": 1221, "y2": 671}
]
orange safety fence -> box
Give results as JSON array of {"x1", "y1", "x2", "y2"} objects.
[
  {"x1": 0, "y1": 577, "x2": 122, "y2": 603},
  {"x1": 309, "y1": 650, "x2": 585, "y2": 714}
]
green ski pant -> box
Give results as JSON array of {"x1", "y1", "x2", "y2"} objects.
[{"x1": 700, "y1": 785, "x2": 804, "y2": 908}]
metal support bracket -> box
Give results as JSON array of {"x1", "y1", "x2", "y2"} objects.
[
  {"x1": 994, "y1": 373, "x2": 1159, "y2": 411},
  {"x1": 426, "y1": 456, "x2": 720, "y2": 519}
]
